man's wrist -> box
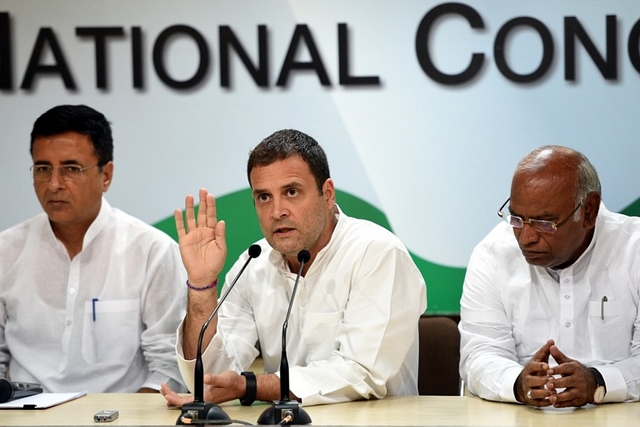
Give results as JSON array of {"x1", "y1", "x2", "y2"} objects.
[
  {"x1": 186, "y1": 279, "x2": 218, "y2": 291},
  {"x1": 513, "y1": 372, "x2": 525, "y2": 403},
  {"x1": 240, "y1": 371, "x2": 257, "y2": 406},
  {"x1": 589, "y1": 367, "x2": 606, "y2": 404}
]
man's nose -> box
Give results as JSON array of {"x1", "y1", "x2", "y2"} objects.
[
  {"x1": 271, "y1": 198, "x2": 290, "y2": 219},
  {"x1": 516, "y1": 222, "x2": 539, "y2": 245}
]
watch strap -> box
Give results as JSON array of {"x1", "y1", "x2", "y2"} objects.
[
  {"x1": 240, "y1": 371, "x2": 257, "y2": 406},
  {"x1": 589, "y1": 367, "x2": 606, "y2": 389}
]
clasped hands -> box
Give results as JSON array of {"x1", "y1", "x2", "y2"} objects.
[{"x1": 515, "y1": 339, "x2": 598, "y2": 408}]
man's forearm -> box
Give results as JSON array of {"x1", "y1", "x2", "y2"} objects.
[
  {"x1": 183, "y1": 288, "x2": 218, "y2": 360},
  {"x1": 256, "y1": 373, "x2": 298, "y2": 402}
]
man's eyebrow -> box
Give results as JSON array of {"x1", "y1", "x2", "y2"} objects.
[
  {"x1": 61, "y1": 159, "x2": 83, "y2": 165},
  {"x1": 252, "y1": 181, "x2": 303, "y2": 195},
  {"x1": 509, "y1": 207, "x2": 557, "y2": 219},
  {"x1": 281, "y1": 181, "x2": 302, "y2": 189},
  {"x1": 32, "y1": 159, "x2": 83, "y2": 165}
]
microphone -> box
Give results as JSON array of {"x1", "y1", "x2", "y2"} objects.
[
  {"x1": 177, "y1": 244, "x2": 262, "y2": 425},
  {"x1": 0, "y1": 379, "x2": 43, "y2": 403},
  {"x1": 257, "y1": 250, "x2": 312, "y2": 425}
]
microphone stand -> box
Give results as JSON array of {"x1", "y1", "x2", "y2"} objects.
[
  {"x1": 177, "y1": 245, "x2": 262, "y2": 425},
  {"x1": 257, "y1": 250, "x2": 312, "y2": 425}
]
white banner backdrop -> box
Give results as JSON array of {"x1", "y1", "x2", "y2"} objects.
[{"x1": 2, "y1": 1, "x2": 640, "y2": 312}]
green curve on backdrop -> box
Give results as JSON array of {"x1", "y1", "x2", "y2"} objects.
[
  {"x1": 154, "y1": 189, "x2": 640, "y2": 315},
  {"x1": 621, "y1": 198, "x2": 640, "y2": 217}
]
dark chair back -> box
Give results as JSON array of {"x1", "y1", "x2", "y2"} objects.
[{"x1": 417, "y1": 316, "x2": 461, "y2": 396}]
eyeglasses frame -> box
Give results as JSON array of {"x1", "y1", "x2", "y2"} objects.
[
  {"x1": 30, "y1": 164, "x2": 100, "y2": 182},
  {"x1": 497, "y1": 197, "x2": 583, "y2": 233}
]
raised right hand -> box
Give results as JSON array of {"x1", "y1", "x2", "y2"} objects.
[{"x1": 174, "y1": 188, "x2": 227, "y2": 287}]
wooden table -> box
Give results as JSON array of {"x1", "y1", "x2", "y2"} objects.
[{"x1": 1, "y1": 394, "x2": 639, "y2": 426}]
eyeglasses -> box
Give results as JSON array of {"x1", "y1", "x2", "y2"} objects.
[
  {"x1": 497, "y1": 198, "x2": 582, "y2": 234},
  {"x1": 30, "y1": 164, "x2": 99, "y2": 182}
]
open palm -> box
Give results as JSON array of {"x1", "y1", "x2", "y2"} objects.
[{"x1": 174, "y1": 188, "x2": 227, "y2": 286}]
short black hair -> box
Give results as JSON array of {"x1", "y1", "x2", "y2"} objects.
[
  {"x1": 247, "y1": 129, "x2": 330, "y2": 193},
  {"x1": 30, "y1": 104, "x2": 113, "y2": 166}
]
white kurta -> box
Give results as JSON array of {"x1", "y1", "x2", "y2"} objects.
[
  {"x1": 460, "y1": 204, "x2": 640, "y2": 403},
  {"x1": 178, "y1": 208, "x2": 427, "y2": 406},
  {"x1": 0, "y1": 199, "x2": 187, "y2": 392}
]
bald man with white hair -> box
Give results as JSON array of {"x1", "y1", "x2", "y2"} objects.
[{"x1": 459, "y1": 145, "x2": 640, "y2": 408}]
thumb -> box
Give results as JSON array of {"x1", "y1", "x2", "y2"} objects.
[
  {"x1": 531, "y1": 339, "x2": 554, "y2": 362},
  {"x1": 550, "y1": 345, "x2": 571, "y2": 364}
]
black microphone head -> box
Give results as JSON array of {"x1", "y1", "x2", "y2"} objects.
[
  {"x1": 0, "y1": 379, "x2": 13, "y2": 403},
  {"x1": 248, "y1": 244, "x2": 262, "y2": 259},
  {"x1": 297, "y1": 249, "x2": 311, "y2": 264}
]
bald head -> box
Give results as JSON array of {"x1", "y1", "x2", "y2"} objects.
[{"x1": 514, "y1": 145, "x2": 601, "y2": 206}]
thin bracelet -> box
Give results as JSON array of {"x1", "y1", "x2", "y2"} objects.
[{"x1": 185, "y1": 279, "x2": 218, "y2": 291}]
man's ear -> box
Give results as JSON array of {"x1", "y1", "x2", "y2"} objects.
[
  {"x1": 583, "y1": 192, "x2": 601, "y2": 228},
  {"x1": 322, "y1": 178, "x2": 336, "y2": 208},
  {"x1": 102, "y1": 161, "x2": 114, "y2": 192}
]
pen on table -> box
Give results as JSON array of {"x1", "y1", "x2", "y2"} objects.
[
  {"x1": 601, "y1": 296, "x2": 608, "y2": 320},
  {"x1": 92, "y1": 298, "x2": 99, "y2": 322}
]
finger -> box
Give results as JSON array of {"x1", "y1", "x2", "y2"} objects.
[
  {"x1": 523, "y1": 359, "x2": 550, "y2": 379},
  {"x1": 215, "y1": 220, "x2": 227, "y2": 250},
  {"x1": 160, "y1": 383, "x2": 171, "y2": 395},
  {"x1": 527, "y1": 374, "x2": 551, "y2": 389},
  {"x1": 174, "y1": 209, "x2": 186, "y2": 239},
  {"x1": 197, "y1": 188, "x2": 208, "y2": 227},
  {"x1": 548, "y1": 364, "x2": 575, "y2": 378},
  {"x1": 531, "y1": 339, "x2": 554, "y2": 363},
  {"x1": 184, "y1": 194, "x2": 196, "y2": 232},
  {"x1": 528, "y1": 383, "x2": 554, "y2": 399},
  {"x1": 204, "y1": 372, "x2": 229, "y2": 388},
  {"x1": 544, "y1": 377, "x2": 558, "y2": 393},
  {"x1": 531, "y1": 364, "x2": 550, "y2": 376},
  {"x1": 552, "y1": 390, "x2": 586, "y2": 408},
  {"x1": 525, "y1": 388, "x2": 553, "y2": 407},
  {"x1": 549, "y1": 345, "x2": 572, "y2": 364},
  {"x1": 160, "y1": 384, "x2": 192, "y2": 407},
  {"x1": 548, "y1": 366, "x2": 584, "y2": 389},
  {"x1": 168, "y1": 394, "x2": 193, "y2": 407},
  {"x1": 518, "y1": 364, "x2": 546, "y2": 404},
  {"x1": 205, "y1": 192, "x2": 217, "y2": 228}
]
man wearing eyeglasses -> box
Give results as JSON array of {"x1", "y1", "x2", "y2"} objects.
[
  {"x1": 459, "y1": 145, "x2": 640, "y2": 408},
  {"x1": 0, "y1": 105, "x2": 186, "y2": 394}
]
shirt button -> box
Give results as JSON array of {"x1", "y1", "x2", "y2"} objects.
[
  {"x1": 565, "y1": 321, "x2": 571, "y2": 328},
  {"x1": 564, "y1": 295, "x2": 570, "y2": 300},
  {"x1": 564, "y1": 279, "x2": 569, "y2": 284},
  {"x1": 69, "y1": 288, "x2": 76, "y2": 294},
  {"x1": 66, "y1": 320, "x2": 72, "y2": 326}
]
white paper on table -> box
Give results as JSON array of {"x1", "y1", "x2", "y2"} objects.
[{"x1": 0, "y1": 392, "x2": 87, "y2": 409}]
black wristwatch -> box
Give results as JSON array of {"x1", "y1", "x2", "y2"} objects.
[
  {"x1": 589, "y1": 367, "x2": 606, "y2": 404},
  {"x1": 240, "y1": 371, "x2": 257, "y2": 406}
]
